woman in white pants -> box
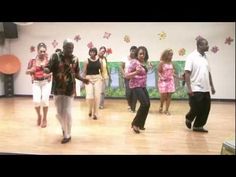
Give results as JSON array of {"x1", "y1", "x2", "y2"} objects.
[
  {"x1": 26, "y1": 42, "x2": 51, "y2": 128},
  {"x1": 98, "y1": 46, "x2": 111, "y2": 109},
  {"x1": 83, "y1": 47, "x2": 103, "y2": 120}
]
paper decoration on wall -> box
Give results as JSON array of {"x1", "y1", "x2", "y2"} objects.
[
  {"x1": 52, "y1": 40, "x2": 58, "y2": 48},
  {"x1": 87, "y1": 42, "x2": 94, "y2": 49},
  {"x1": 74, "y1": 35, "x2": 81, "y2": 42},
  {"x1": 124, "y1": 35, "x2": 130, "y2": 43},
  {"x1": 195, "y1": 35, "x2": 204, "y2": 41},
  {"x1": 211, "y1": 46, "x2": 219, "y2": 53},
  {"x1": 178, "y1": 48, "x2": 186, "y2": 56},
  {"x1": 103, "y1": 32, "x2": 111, "y2": 39},
  {"x1": 158, "y1": 31, "x2": 167, "y2": 40},
  {"x1": 225, "y1": 36, "x2": 234, "y2": 45},
  {"x1": 106, "y1": 48, "x2": 112, "y2": 56},
  {"x1": 30, "y1": 46, "x2": 35, "y2": 52}
]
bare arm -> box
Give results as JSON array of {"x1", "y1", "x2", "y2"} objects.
[
  {"x1": 185, "y1": 70, "x2": 193, "y2": 96},
  {"x1": 105, "y1": 58, "x2": 111, "y2": 80},
  {"x1": 147, "y1": 61, "x2": 153, "y2": 70},
  {"x1": 26, "y1": 68, "x2": 35, "y2": 75},
  {"x1": 99, "y1": 59, "x2": 104, "y2": 79},
  {"x1": 158, "y1": 62, "x2": 163, "y2": 73},
  {"x1": 120, "y1": 62, "x2": 126, "y2": 78},
  {"x1": 125, "y1": 66, "x2": 141, "y2": 79},
  {"x1": 172, "y1": 63, "x2": 177, "y2": 78},
  {"x1": 44, "y1": 53, "x2": 56, "y2": 74},
  {"x1": 75, "y1": 61, "x2": 89, "y2": 84},
  {"x1": 82, "y1": 60, "x2": 88, "y2": 78},
  {"x1": 75, "y1": 69, "x2": 89, "y2": 84},
  {"x1": 209, "y1": 72, "x2": 216, "y2": 94},
  {"x1": 26, "y1": 59, "x2": 35, "y2": 75}
]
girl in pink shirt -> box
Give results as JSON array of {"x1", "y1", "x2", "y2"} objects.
[
  {"x1": 126, "y1": 46, "x2": 150, "y2": 134},
  {"x1": 157, "y1": 49, "x2": 176, "y2": 115}
]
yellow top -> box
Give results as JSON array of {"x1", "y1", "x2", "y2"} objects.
[{"x1": 101, "y1": 57, "x2": 109, "y2": 79}]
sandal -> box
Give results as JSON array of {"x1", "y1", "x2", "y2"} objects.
[
  {"x1": 159, "y1": 107, "x2": 163, "y2": 113},
  {"x1": 41, "y1": 119, "x2": 47, "y2": 128},
  {"x1": 164, "y1": 111, "x2": 171, "y2": 115}
]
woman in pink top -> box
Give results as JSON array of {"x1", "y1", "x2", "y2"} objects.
[
  {"x1": 126, "y1": 46, "x2": 150, "y2": 134},
  {"x1": 157, "y1": 49, "x2": 176, "y2": 115}
]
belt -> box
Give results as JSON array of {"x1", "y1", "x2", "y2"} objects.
[{"x1": 34, "y1": 77, "x2": 48, "y2": 81}]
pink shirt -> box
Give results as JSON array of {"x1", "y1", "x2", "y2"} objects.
[{"x1": 127, "y1": 59, "x2": 147, "y2": 89}]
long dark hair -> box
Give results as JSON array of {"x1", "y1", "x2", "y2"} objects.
[{"x1": 136, "y1": 46, "x2": 149, "y2": 62}]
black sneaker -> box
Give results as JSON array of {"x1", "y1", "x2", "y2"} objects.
[
  {"x1": 139, "y1": 127, "x2": 146, "y2": 130},
  {"x1": 185, "y1": 119, "x2": 192, "y2": 129},
  {"x1": 193, "y1": 127, "x2": 208, "y2": 133},
  {"x1": 61, "y1": 137, "x2": 71, "y2": 144}
]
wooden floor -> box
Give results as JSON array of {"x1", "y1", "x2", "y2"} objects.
[{"x1": 0, "y1": 97, "x2": 235, "y2": 155}]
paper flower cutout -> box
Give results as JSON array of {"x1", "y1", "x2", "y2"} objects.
[
  {"x1": 87, "y1": 42, "x2": 94, "y2": 49},
  {"x1": 178, "y1": 48, "x2": 186, "y2": 56},
  {"x1": 124, "y1": 35, "x2": 130, "y2": 43},
  {"x1": 74, "y1": 35, "x2": 81, "y2": 42},
  {"x1": 225, "y1": 36, "x2": 234, "y2": 45},
  {"x1": 211, "y1": 46, "x2": 219, "y2": 53},
  {"x1": 158, "y1": 31, "x2": 167, "y2": 40},
  {"x1": 195, "y1": 35, "x2": 204, "y2": 41},
  {"x1": 103, "y1": 32, "x2": 111, "y2": 39},
  {"x1": 106, "y1": 48, "x2": 112, "y2": 55},
  {"x1": 30, "y1": 46, "x2": 35, "y2": 52},
  {"x1": 52, "y1": 40, "x2": 58, "y2": 48}
]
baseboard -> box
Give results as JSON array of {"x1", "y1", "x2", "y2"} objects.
[
  {"x1": 211, "y1": 99, "x2": 235, "y2": 102},
  {"x1": 0, "y1": 94, "x2": 235, "y2": 102}
]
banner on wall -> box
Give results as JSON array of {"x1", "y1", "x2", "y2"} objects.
[{"x1": 78, "y1": 61, "x2": 188, "y2": 99}]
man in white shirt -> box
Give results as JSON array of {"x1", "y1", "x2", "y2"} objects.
[{"x1": 184, "y1": 38, "x2": 215, "y2": 132}]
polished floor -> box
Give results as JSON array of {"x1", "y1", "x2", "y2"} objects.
[{"x1": 0, "y1": 97, "x2": 235, "y2": 155}]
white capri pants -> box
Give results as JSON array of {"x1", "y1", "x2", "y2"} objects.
[
  {"x1": 32, "y1": 80, "x2": 51, "y2": 107},
  {"x1": 85, "y1": 75, "x2": 102, "y2": 99}
]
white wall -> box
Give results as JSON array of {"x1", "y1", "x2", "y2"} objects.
[
  {"x1": 0, "y1": 22, "x2": 235, "y2": 99},
  {"x1": 0, "y1": 40, "x2": 11, "y2": 96},
  {"x1": 0, "y1": 74, "x2": 3, "y2": 95}
]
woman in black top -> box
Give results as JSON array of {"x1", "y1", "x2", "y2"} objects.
[{"x1": 83, "y1": 47, "x2": 103, "y2": 119}]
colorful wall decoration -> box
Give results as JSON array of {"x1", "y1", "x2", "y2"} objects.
[{"x1": 79, "y1": 61, "x2": 187, "y2": 99}]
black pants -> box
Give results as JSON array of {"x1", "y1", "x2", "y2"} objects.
[
  {"x1": 124, "y1": 79, "x2": 137, "y2": 111},
  {"x1": 186, "y1": 92, "x2": 211, "y2": 128},
  {"x1": 132, "y1": 87, "x2": 150, "y2": 128}
]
